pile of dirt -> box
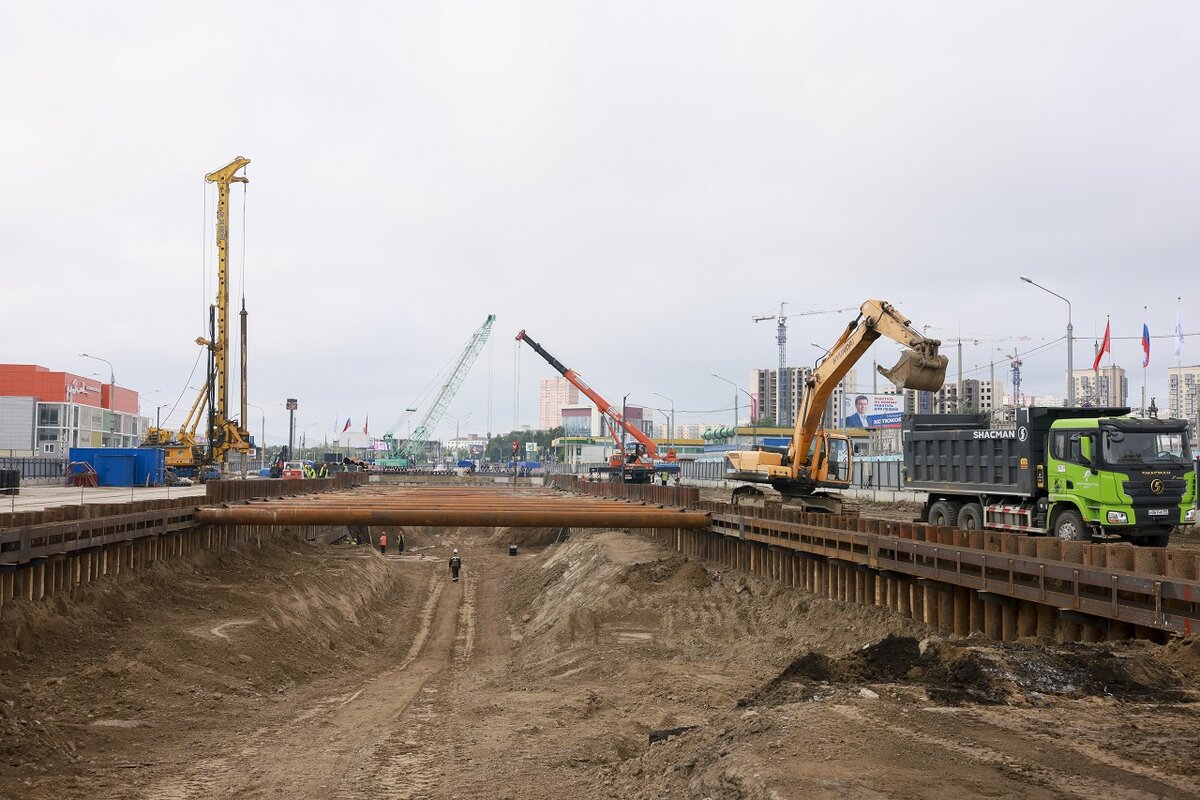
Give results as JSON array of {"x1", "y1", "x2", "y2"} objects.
[
  {"x1": 741, "y1": 634, "x2": 1192, "y2": 707},
  {"x1": 619, "y1": 555, "x2": 712, "y2": 593},
  {"x1": 0, "y1": 535, "x2": 407, "y2": 781}
]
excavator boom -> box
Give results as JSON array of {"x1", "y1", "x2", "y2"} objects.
[{"x1": 726, "y1": 299, "x2": 947, "y2": 506}]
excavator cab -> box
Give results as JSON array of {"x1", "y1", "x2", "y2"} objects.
[{"x1": 817, "y1": 434, "x2": 852, "y2": 485}]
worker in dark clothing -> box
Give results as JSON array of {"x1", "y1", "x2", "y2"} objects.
[
  {"x1": 449, "y1": 549, "x2": 462, "y2": 582},
  {"x1": 396, "y1": 529, "x2": 406, "y2": 555}
]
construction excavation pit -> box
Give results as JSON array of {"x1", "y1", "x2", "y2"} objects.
[{"x1": 1, "y1": 483, "x2": 1199, "y2": 799}]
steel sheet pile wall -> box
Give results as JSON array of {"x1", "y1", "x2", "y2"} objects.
[
  {"x1": 544, "y1": 474, "x2": 700, "y2": 507},
  {"x1": 0, "y1": 475, "x2": 368, "y2": 613},
  {"x1": 563, "y1": 480, "x2": 1200, "y2": 643}
]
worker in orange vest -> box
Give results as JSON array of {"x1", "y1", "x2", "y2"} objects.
[{"x1": 378, "y1": 531, "x2": 388, "y2": 555}]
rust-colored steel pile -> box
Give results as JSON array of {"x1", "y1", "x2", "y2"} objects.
[{"x1": 194, "y1": 486, "x2": 710, "y2": 529}]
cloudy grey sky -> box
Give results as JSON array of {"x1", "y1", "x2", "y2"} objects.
[{"x1": 3, "y1": 2, "x2": 1198, "y2": 445}]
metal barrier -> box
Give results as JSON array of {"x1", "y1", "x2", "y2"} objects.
[{"x1": 0, "y1": 457, "x2": 66, "y2": 481}]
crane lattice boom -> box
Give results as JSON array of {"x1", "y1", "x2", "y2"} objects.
[{"x1": 400, "y1": 315, "x2": 496, "y2": 464}]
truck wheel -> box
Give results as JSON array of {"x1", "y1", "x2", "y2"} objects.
[
  {"x1": 1053, "y1": 509, "x2": 1092, "y2": 542},
  {"x1": 957, "y1": 503, "x2": 984, "y2": 531},
  {"x1": 929, "y1": 501, "x2": 960, "y2": 527}
]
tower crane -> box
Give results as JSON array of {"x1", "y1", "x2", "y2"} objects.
[
  {"x1": 752, "y1": 303, "x2": 855, "y2": 426},
  {"x1": 391, "y1": 315, "x2": 496, "y2": 466},
  {"x1": 998, "y1": 348, "x2": 1024, "y2": 406}
]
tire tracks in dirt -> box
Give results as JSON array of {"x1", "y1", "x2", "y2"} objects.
[
  {"x1": 140, "y1": 564, "x2": 464, "y2": 800},
  {"x1": 336, "y1": 557, "x2": 484, "y2": 799},
  {"x1": 829, "y1": 704, "x2": 1195, "y2": 800}
]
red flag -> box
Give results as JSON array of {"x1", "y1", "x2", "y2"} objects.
[
  {"x1": 1092, "y1": 320, "x2": 1111, "y2": 370},
  {"x1": 363, "y1": 415, "x2": 369, "y2": 435},
  {"x1": 342, "y1": 418, "x2": 351, "y2": 433}
]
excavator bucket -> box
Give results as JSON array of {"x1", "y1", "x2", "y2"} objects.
[{"x1": 878, "y1": 346, "x2": 949, "y2": 392}]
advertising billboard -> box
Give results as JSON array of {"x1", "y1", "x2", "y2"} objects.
[{"x1": 842, "y1": 393, "x2": 902, "y2": 429}]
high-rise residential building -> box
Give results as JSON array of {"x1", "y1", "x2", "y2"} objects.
[
  {"x1": 749, "y1": 367, "x2": 857, "y2": 428},
  {"x1": 1167, "y1": 365, "x2": 1200, "y2": 443},
  {"x1": 1070, "y1": 366, "x2": 1128, "y2": 407},
  {"x1": 538, "y1": 377, "x2": 579, "y2": 430}
]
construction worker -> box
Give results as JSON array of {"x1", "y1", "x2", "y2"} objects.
[
  {"x1": 318, "y1": 462, "x2": 329, "y2": 478},
  {"x1": 449, "y1": 549, "x2": 462, "y2": 582},
  {"x1": 378, "y1": 531, "x2": 388, "y2": 555},
  {"x1": 396, "y1": 529, "x2": 405, "y2": 555},
  {"x1": 660, "y1": 471, "x2": 668, "y2": 486}
]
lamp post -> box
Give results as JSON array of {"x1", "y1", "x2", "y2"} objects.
[
  {"x1": 1020, "y1": 275, "x2": 1074, "y2": 406},
  {"x1": 653, "y1": 391, "x2": 674, "y2": 450},
  {"x1": 246, "y1": 402, "x2": 267, "y2": 454},
  {"x1": 286, "y1": 398, "x2": 298, "y2": 457},
  {"x1": 620, "y1": 393, "x2": 630, "y2": 483},
  {"x1": 711, "y1": 373, "x2": 748, "y2": 446},
  {"x1": 80, "y1": 353, "x2": 116, "y2": 446}
]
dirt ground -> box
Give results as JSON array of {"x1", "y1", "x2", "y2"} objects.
[{"x1": 1, "y1": 522, "x2": 1198, "y2": 799}]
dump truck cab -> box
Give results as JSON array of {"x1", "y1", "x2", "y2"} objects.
[{"x1": 1047, "y1": 415, "x2": 1195, "y2": 544}]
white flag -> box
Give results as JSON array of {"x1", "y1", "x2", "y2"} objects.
[{"x1": 1174, "y1": 303, "x2": 1185, "y2": 358}]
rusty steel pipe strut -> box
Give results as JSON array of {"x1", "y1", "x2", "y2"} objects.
[{"x1": 194, "y1": 506, "x2": 710, "y2": 529}]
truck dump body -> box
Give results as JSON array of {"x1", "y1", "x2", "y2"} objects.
[{"x1": 903, "y1": 407, "x2": 1132, "y2": 498}]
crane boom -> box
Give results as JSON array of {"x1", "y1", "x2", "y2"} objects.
[
  {"x1": 399, "y1": 315, "x2": 496, "y2": 464},
  {"x1": 515, "y1": 330, "x2": 676, "y2": 464}
]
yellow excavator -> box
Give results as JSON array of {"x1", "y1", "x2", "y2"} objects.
[{"x1": 725, "y1": 299, "x2": 948, "y2": 514}]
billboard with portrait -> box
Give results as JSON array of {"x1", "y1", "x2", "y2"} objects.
[{"x1": 842, "y1": 393, "x2": 902, "y2": 429}]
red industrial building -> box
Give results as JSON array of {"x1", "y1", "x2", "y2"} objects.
[{"x1": 0, "y1": 365, "x2": 144, "y2": 456}]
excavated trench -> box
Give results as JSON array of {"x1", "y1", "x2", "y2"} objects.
[{"x1": 0, "y1": 523, "x2": 1198, "y2": 799}]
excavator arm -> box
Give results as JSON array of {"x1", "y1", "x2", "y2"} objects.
[
  {"x1": 515, "y1": 330, "x2": 676, "y2": 463},
  {"x1": 726, "y1": 299, "x2": 946, "y2": 500},
  {"x1": 789, "y1": 299, "x2": 946, "y2": 469}
]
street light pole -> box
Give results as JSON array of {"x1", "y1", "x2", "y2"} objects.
[
  {"x1": 1020, "y1": 275, "x2": 1074, "y2": 406},
  {"x1": 653, "y1": 391, "x2": 674, "y2": 450},
  {"x1": 711, "y1": 374, "x2": 748, "y2": 446},
  {"x1": 620, "y1": 393, "x2": 630, "y2": 483},
  {"x1": 80, "y1": 353, "x2": 115, "y2": 445}
]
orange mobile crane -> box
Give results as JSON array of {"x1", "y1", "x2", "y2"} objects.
[{"x1": 515, "y1": 330, "x2": 676, "y2": 483}]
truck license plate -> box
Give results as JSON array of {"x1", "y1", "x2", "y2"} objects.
[{"x1": 1148, "y1": 509, "x2": 1168, "y2": 516}]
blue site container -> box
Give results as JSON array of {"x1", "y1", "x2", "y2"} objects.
[{"x1": 68, "y1": 447, "x2": 166, "y2": 487}]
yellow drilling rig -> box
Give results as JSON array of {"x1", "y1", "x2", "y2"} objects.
[{"x1": 142, "y1": 157, "x2": 253, "y2": 474}]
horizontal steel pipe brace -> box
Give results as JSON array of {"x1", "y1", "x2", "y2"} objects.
[{"x1": 195, "y1": 507, "x2": 710, "y2": 529}]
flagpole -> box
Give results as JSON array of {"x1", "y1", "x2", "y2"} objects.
[
  {"x1": 1142, "y1": 306, "x2": 1147, "y2": 416},
  {"x1": 1106, "y1": 314, "x2": 1114, "y2": 406}
]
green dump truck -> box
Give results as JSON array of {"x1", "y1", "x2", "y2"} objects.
[{"x1": 903, "y1": 407, "x2": 1196, "y2": 546}]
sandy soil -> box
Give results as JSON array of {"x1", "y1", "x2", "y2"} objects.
[{"x1": 1, "y1": 523, "x2": 1198, "y2": 799}]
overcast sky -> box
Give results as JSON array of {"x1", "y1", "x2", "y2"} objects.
[{"x1": 3, "y1": 2, "x2": 1198, "y2": 446}]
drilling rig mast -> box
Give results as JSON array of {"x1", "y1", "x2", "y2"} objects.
[{"x1": 201, "y1": 157, "x2": 253, "y2": 467}]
